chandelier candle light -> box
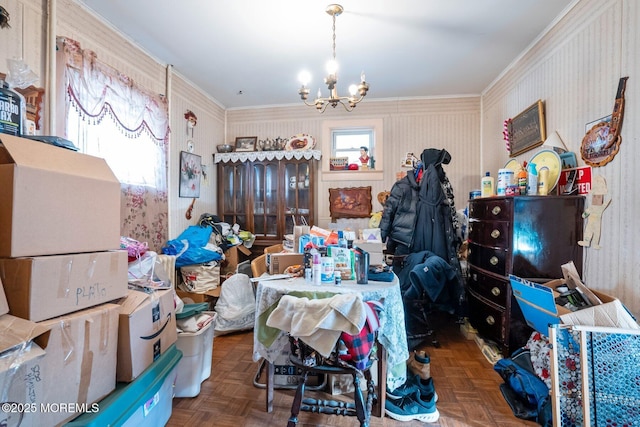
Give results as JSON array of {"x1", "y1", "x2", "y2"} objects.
[{"x1": 298, "y1": 4, "x2": 369, "y2": 112}]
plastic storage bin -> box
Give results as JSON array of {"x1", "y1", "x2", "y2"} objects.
[
  {"x1": 65, "y1": 344, "x2": 182, "y2": 427},
  {"x1": 174, "y1": 311, "x2": 216, "y2": 397}
]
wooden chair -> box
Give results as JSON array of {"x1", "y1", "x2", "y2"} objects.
[
  {"x1": 283, "y1": 298, "x2": 382, "y2": 427},
  {"x1": 286, "y1": 338, "x2": 376, "y2": 427},
  {"x1": 264, "y1": 243, "x2": 283, "y2": 254},
  {"x1": 251, "y1": 253, "x2": 267, "y2": 278}
]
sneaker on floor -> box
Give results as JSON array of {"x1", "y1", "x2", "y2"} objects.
[
  {"x1": 385, "y1": 390, "x2": 440, "y2": 423},
  {"x1": 386, "y1": 374, "x2": 438, "y2": 402}
]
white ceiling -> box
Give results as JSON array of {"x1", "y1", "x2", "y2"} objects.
[{"x1": 77, "y1": 0, "x2": 574, "y2": 110}]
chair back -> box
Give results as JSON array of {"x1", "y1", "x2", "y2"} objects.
[
  {"x1": 264, "y1": 244, "x2": 283, "y2": 254},
  {"x1": 251, "y1": 253, "x2": 267, "y2": 278}
]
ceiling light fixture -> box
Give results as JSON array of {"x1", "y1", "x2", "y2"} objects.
[{"x1": 298, "y1": 4, "x2": 369, "y2": 113}]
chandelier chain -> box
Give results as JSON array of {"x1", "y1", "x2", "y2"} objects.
[
  {"x1": 297, "y1": 4, "x2": 369, "y2": 113},
  {"x1": 332, "y1": 14, "x2": 337, "y2": 62}
]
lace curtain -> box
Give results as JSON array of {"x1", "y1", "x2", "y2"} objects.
[{"x1": 59, "y1": 37, "x2": 170, "y2": 252}]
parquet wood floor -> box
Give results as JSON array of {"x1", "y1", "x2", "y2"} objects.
[{"x1": 167, "y1": 312, "x2": 537, "y2": 426}]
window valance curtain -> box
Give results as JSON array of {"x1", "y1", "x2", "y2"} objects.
[
  {"x1": 60, "y1": 37, "x2": 169, "y2": 141},
  {"x1": 59, "y1": 37, "x2": 170, "y2": 253}
]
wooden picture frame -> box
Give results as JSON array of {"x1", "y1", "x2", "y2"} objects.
[
  {"x1": 235, "y1": 136, "x2": 257, "y2": 152},
  {"x1": 328, "y1": 186, "x2": 372, "y2": 221},
  {"x1": 508, "y1": 100, "x2": 546, "y2": 157},
  {"x1": 179, "y1": 151, "x2": 202, "y2": 198}
]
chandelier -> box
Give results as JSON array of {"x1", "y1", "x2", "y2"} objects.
[{"x1": 298, "y1": 4, "x2": 369, "y2": 112}]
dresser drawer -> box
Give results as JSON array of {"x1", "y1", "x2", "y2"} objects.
[
  {"x1": 468, "y1": 290, "x2": 506, "y2": 346},
  {"x1": 469, "y1": 198, "x2": 512, "y2": 221},
  {"x1": 468, "y1": 267, "x2": 508, "y2": 308},
  {"x1": 468, "y1": 220, "x2": 510, "y2": 248},
  {"x1": 467, "y1": 242, "x2": 507, "y2": 276}
]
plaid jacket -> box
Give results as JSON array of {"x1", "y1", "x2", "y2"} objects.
[{"x1": 339, "y1": 300, "x2": 383, "y2": 370}]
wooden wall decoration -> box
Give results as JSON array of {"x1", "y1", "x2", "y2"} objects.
[{"x1": 328, "y1": 186, "x2": 372, "y2": 221}]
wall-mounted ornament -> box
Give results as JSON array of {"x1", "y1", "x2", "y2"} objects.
[
  {"x1": 578, "y1": 175, "x2": 610, "y2": 249},
  {"x1": 184, "y1": 110, "x2": 197, "y2": 137},
  {"x1": 580, "y1": 77, "x2": 628, "y2": 167}
]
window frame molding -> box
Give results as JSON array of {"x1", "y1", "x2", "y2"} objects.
[{"x1": 321, "y1": 118, "x2": 384, "y2": 182}]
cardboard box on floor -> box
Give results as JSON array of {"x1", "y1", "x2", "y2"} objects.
[
  {"x1": 34, "y1": 303, "x2": 120, "y2": 427},
  {"x1": 0, "y1": 250, "x2": 129, "y2": 322},
  {"x1": 116, "y1": 288, "x2": 178, "y2": 382},
  {"x1": 0, "y1": 278, "x2": 50, "y2": 427},
  {"x1": 510, "y1": 273, "x2": 639, "y2": 335},
  {"x1": 175, "y1": 288, "x2": 220, "y2": 310},
  {"x1": 0, "y1": 134, "x2": 121, "y2": 258},
  {"x1": 221, "y1": 244, "x2": 251, "y2": 276}
]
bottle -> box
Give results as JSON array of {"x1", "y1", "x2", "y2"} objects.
[
  {"x1": 517, "y1": 166, "x2": 527, "y2": 195},
  {"x1": 538, "y1": 167, "x2": 550, "y2": 195},
  {"x1": 0, "y1": 80, "x2": 23, "y2": 136},
  {"x1": 337, "y1": 231, "x2": 348, "y2": 248},
  {"x1": 527, "y1": 162, "x2": 538, "y2": 195},
  {"x1": 497, "y1": 168, "x2": 514, "y2": 196},
  {"x1": 311, "y1": 250, "x2": 322, "y2": 286},
  {"x1": 481, "y1": 172, "x2": 495, "y2": 197}
]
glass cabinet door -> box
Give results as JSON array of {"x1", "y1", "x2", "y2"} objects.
[
  {"x1": 284, "y1": 161, "x2": 311, "y2": 235},
  {"x1": 220, "y1": 162, "x2": 247, "y2": 229},
  {"x1": 252, "y1": 162, "x2": 279, "y2": 238}
]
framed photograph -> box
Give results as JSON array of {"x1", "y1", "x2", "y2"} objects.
[
  {"x1": 328, "y1": 186, "x2": 372, "y2": 221},
  {"x1": 179, "y1": 151, "x2": 202, "y2": 198},
  {"x1": 235, "y1": 136, "x2": 257, "y2": 152},
  {"x1": 508, "y1": 99, "x2": 546, "y2": 157}
]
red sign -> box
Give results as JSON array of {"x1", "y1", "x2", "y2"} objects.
[{"x1": 557, "y1": 166, "x2": 592, "y2": 195}]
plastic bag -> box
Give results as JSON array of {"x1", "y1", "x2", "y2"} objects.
[
  {"x1": 162, "y1": 225, "x2": 223, "y2": 267},
  {"x1": 127, "y1": 251, "x2": 172, "y2": 288},
  {"x1": 213, "y1": 273, "x2": 255, "y2": 335},
  {"x1": 179, "y1": 263, "x2": 220, "y2": 293}
]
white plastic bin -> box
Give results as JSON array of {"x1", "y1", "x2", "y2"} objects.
[{"x1": 174, "y1": 311, "x2": 216, "y2": 397}]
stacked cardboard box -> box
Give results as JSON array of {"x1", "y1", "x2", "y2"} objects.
[{"x1": 0, "y1": 135, "x2": 178, "y2": 425}]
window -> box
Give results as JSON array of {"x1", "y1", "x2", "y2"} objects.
[
  {"x1": 67, "y1": 113, "x2": 163, "y2": 187},
  {"x1": 332, "y1": 128, "x2": 374, "y2": 166},
  {"x1": 321, "y1": 118, "x2": 383, "y2": 181}
]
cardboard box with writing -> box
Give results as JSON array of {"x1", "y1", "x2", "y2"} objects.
[
  {"x1": 0, "y1": 278, "x2": 50, "y2": 427},
  {"x1": 0, "y1": 134, "x2": 121, "y2": 257},
  {"x1": 266, "y1": 253, "x2": 304, "y2": 275},
  {"x1": 116, "y1": 288, "x2": 178, "y2": 382},
  {"x1": 510, "y1": 275, "x2": 639, "y2": 335},
  {"x1": 35, "y1": 303, "x2": 120, "y2": 426},
  {"x1": 0, "y1": 250, "x2": 129, "y2": 322}
]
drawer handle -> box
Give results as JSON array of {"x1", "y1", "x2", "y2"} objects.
[
  {"x1": 492, "y1": 206, "x2": 501, "y2": 216},
  {"x1": 486, "y1": 315, "x2": 495, "y2": 326},
  {"x1": 491, "y1": 287, "x2": 501, "y2": 297},
  {"x1": 491, "y1": 229, "x2": 500, "y2": 239},
  {"x1": 489, "y1": 256, "x2": 499, "y2": 266}
]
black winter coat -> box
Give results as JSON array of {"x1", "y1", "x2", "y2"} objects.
[{"x1": 379, "y1": 170, "x2": 420, "y2": 250}]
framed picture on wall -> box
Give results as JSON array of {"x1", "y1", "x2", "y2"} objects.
[
  {"x1": 179, "y1": 151, "x2": 202, "y2": 198},
  {"x1": 235, "y1": 136, "x2": 257, "y2": 152},
  {"x1": 508, "y1": 99, "x2": 546, "y2": 157}
]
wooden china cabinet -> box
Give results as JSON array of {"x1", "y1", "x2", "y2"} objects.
[
  {"x1": 215, "y1": 150, "x2": 321, "y2": 251},
  {"x1": 466, "y1": 195, "x2": 584, "y2": 356}
]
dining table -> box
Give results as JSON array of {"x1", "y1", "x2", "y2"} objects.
[{"x1": 253, "y1": 274, "x2": 409, "y2": 417}]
